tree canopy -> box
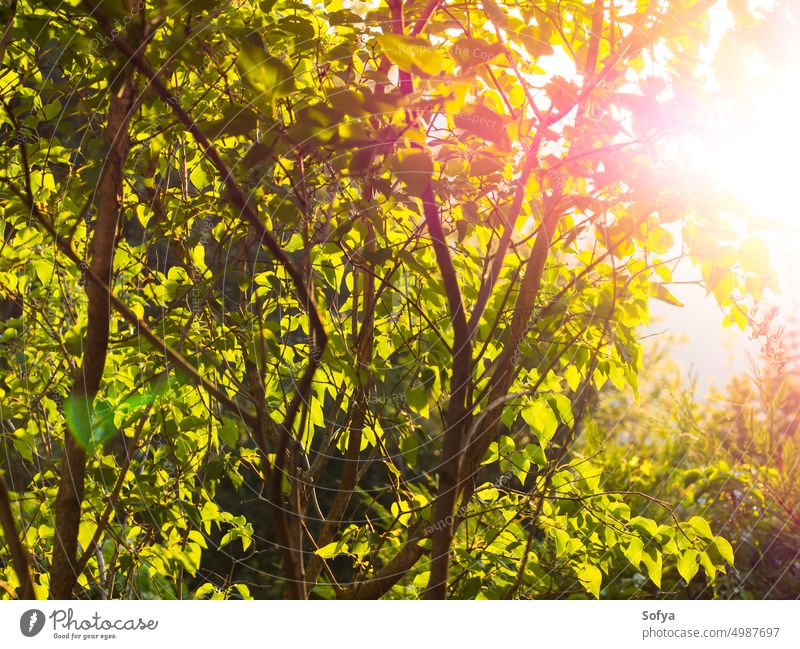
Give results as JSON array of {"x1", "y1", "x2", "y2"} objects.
[{"x1": 0, "y1": 0, "x2": 790, "y2": 599}]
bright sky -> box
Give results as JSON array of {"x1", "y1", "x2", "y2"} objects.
[
  {"x1": 650, "y1": 0, "x2": 800, "y2": 387},
  {"x1": 688, "y1": 0, "x2": 800, "y2": 236}
]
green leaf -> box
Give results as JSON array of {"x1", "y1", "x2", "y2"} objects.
[
  {"x1": 314, "y1": 542, "x2": 341, "y2": 559},
  {"x1": 31, "y1": 258, "x2": 54, "y2": 284},
  {"x1": 701, "y1": 263, "x2": 735, "y2": 307},
  {"x1": 478, "y1": 484, "x2": 499, "y2": 502},
  {"x1": 677, "y1": 549, "x2": 700, "y2": 584},
  {"x1": 193, "y1": 583, "x2": 216, "y2": 599},
  {"x1": 647, "y1": 226, "x2": 674, "y2": 253},
  {"x1": 450, "y1": 37, "x2": 503, "y2": 67},
  {"x1": 624, "y1": 537, "x2": 644, "y2": 569},
  {"x1": 739, "y1": 236, "x2": 770, "y2": 274},
  {"x1": 523, "y1": 443, "x2": 547, "y2": 467},
  {"x1": 164, "y1": 0, "x2": 220, "y2": 14},
  {"x1": 651, "y1": 282, "x2": 684, "y2": 307},
  {"x1": 64, "y1": 396, "x2": 117, "y2": 451},
  {"x1": 219, "y1": 419, "x2": 240, "y2": 447},
  {"x1": 376, "y1": 34, "x2": 440, "y2": 75},
  {"x1": 203, "y1": 106, "x2": 258, "y2": 139},
  {"x1": 712, "y1": 536, "x2": 734, "y2": 565},
  {"x1": 630, "y1": 516, "x2": 658, "y2": 537},
  {"x1": 392, "y1": 148, "x2": 433, "y2": 193},
  {"x1": 577, "y1": 563, "x2": 602, "y2": 599},
  {"x1": 641, "y1": 546, "x2": 663, "y2": 588},
  {"x1": 564, "y1": 365, "x2": 581, "y2": 391},
  {"x1": 688, "y1": 516, "x2": 714, "y2": 540},
  {"x1": 237, "y1": 43, "x2": 294, "y2": 97},
  {"x1": 521, "y1": 400, "x2": 559, "y2": 446},
  {"x1": 699, "y1": 550, "x2": 717, "y2": 582},
  {"x1": 552, "y1": 528, "x2": 570, "y2": 558}
]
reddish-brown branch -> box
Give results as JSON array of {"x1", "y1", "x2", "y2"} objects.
[
  {"x1": 459, "y1": 207, "x2": 563, "y2": 496},
  {"x1": 420, "y1": 183, "x2": 473, "y2": 599},
  {"x1": 339, "y1": 522, "x2": 428, "y2": 599},
  {"x1": 410, "y1": 0, "x2": 444, "y2": 35},
  {"x1": 81, "y1": 1, "x2": 327, "y2": 438},
  {"x1": 50, "y1": 55, "x2": 136, "y2": 600},
  {"x1": 83, "y1": 0, "x2": 330, "y2": 594}
]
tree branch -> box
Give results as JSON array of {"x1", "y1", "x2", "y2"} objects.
[
  {"x1": 420, "y1": 182, "x2": 473, "y2": 599},
  {"x1": 0, "y1": 473, "x2": 35, "y2": 599},
  {"x1": 81, "y1": 0, "x2": 327, "y2": 440},
  {"x1": 48, "y1": 49, "x2": 137, "y2": 598}
]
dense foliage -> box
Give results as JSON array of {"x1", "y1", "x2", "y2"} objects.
[
  {"x1": 0, "y1": 0, "x2": 791, "y2": 599},
  {"x1": 589, "y1": 329, "x2": 799, "y2": 599}
]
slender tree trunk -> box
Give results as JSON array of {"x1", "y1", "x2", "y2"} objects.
[
  {"x1": 50, "y1": 71, "x2": 136, "y2": 600},
  {"x1": 460, "y1": 209, "x2": 562, "y2": 503},
  {"x1": 420, "y1": 184, "x2": 473, "y2": 599}
]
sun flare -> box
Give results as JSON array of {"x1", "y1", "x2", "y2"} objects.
[
  {"x1": 678, "y1": 0, "x2": 800, "y2": 310},
  {"x1": 687, "y1": 63, "x2": 800, "y2": 231}
]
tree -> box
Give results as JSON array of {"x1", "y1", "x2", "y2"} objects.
[{"x1": 0, "y1": 0, "x2": 775, "y2": 599}]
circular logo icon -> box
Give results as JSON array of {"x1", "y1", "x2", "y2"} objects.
[{"x1": 20, "y1": 609, "x2": 45, "y2": 637}]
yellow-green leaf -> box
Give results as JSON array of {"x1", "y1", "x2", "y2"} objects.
[
  {"x1": 377, "y1": 34, "x2": 440, "y2": 75},
  {"x1": 651, "y1": 282, "x2": 683, "y2": 307},
  {"x1": 392, "y1": 148, "x2": 433, "y2": 193},
  {"x1": 624, "y1": 537, "x2": 644, "y2": 568},
  {"x1": 450, "y1": 37, "x2": 503, "y2": 67},
  {"x1": 688, "y1": 515, "x2": 714, "y2": 540},
  {"x1": 641, "y1": 547, "x2": 663, "y2": 588},
  {"x1": 315, "y1": 542, "x2": 341, "y2": 559},
  {"x1": 739, "y1": 236, "x2": 770, "y2": 275},
  {"x1": 577, "y1": 563, "x2": 602, "y2": 599},
  {"x1": 237, "y1": 43, "x2": 294, "y2": 97},
  {"x1": 712, "y1": 536, "x2": 734, "y2": 565},
  {"x1": 677, "y1": 549, "x2": 700, "y2": 584}
]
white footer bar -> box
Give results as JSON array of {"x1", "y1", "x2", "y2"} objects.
[{"x1": 1, "y1": 600, "x2": 797, "y2": 648}]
